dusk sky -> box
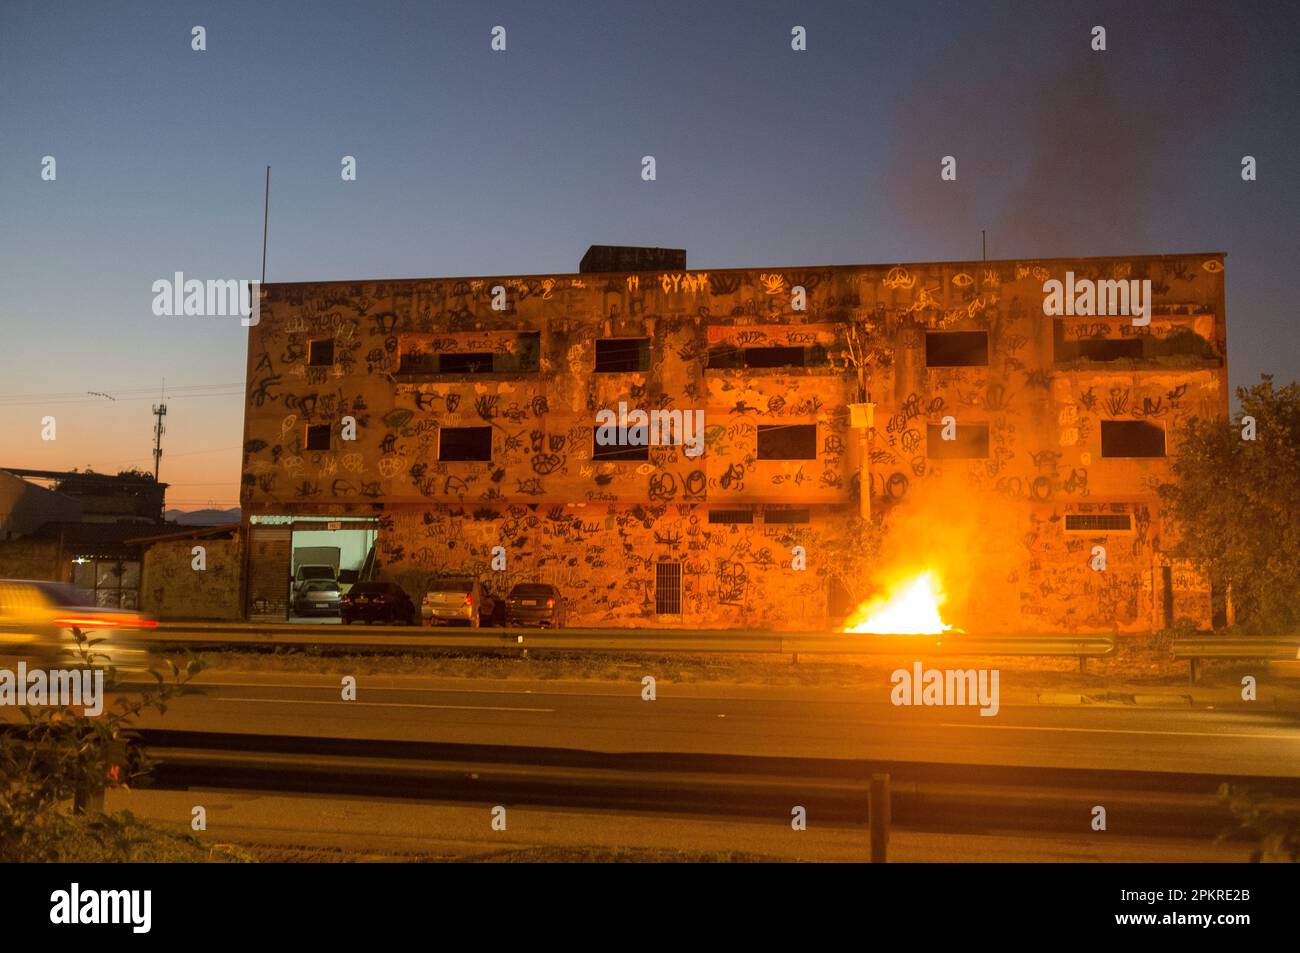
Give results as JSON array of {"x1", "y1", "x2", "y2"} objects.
[{"x1": 1, "y1": 0, "x2": 1296, "y2": 510}]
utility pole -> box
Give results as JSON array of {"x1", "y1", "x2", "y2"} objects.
[{"x1": 151, "y1": 401, "x2": 167, "y2": 481}]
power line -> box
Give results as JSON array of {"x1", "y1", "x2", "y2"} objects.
[
  {"x1": 0, "y1": 391, "x2": 243, "y2": 408},
  {"x1": 0, "y1": 382, "x2": 242, "y2": 399},
  {"x1": 0, "y1": 383, "x2": 243, "y2": 406},
  {"x1": 71, "y1": 444, "x2": 244, "y2": 471}
]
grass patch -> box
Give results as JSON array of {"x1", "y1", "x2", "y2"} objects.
[
  {"x1": 9, "y1": 810, "x2": 255, "y2": 863},
  {"x1": 194, "y1": 841, "x2": 787, "y2": 863},
  {"x1": 453, "y1": 846, "x2": 788, "y2": 862}
]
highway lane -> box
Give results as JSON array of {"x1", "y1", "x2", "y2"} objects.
[{"x1": 120, "y1": 676, "x2": 1300, "y2": 777}]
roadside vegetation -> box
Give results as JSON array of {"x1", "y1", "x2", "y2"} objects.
[
  {"x1": 15, "y1": 810, "x2": 253, "y2": 862},
  {"x1": 0, "y1": 634, "x2": 208, "y2": 862},
  {"x1": 1219, "y1": 784, "x2": 1300, "y2": 863},
  {"x1": 1158, "y1": 374, "x2": 1300, "y2": 634}
]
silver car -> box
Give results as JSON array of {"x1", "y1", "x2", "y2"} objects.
[{"x1": 293, "y1": 579, "x2": 342, "y2": 616}]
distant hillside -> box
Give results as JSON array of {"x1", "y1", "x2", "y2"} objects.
[{"x1": 165, "y1": 507, "x2": 241, "y2": 526}]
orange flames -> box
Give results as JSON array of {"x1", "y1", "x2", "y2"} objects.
[{"x1": 842, "y1": 571, "x2": 955, "y2": 635}]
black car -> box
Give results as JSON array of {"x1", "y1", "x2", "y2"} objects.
[
  {"x1": 504, "y1": 583, "x2": 567, "y2": 628},
  {"x1": 341, "y1": 582, "x2": 418, "y2": 625}
]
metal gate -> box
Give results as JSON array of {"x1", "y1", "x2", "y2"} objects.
[{"x1": 246, "y1": 525, "x2": 292, "y2": 621}]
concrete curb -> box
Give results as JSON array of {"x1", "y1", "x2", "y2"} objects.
[{"x1": 1035, "y1": 691, "x2": 1194, "y2": 707}]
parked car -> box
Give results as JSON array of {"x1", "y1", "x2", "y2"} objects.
[
  {"x1": 503, "y1": 583, "x2": 567, "y2": 628},
  {"x1": 340, "y1": 581, "x2": 417, "y2": 625},
  {"x1": 0, "y1": 579, "x2": 156, "y2": 672},
  {"x1": 422, "y1": 576, "x2": 495, "y2": 628},
  {"x1": 293, "y1": 578, "x2": 342, "y2": 617},
  {"x1": 293, "y1": 564, "x2": 337, "y2": 592}
]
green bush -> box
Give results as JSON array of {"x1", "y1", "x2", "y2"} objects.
[
  {"x1": 1157, "y1": 375, "x2": 1300, "y2": 633},
  {"x1": 0, "y1": 631, "x2": 203, "y2": 861}
]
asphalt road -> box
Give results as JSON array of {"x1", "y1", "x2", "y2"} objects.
[{"x1": 123, "y1": 673, "x2": 1300, "y2": 777}]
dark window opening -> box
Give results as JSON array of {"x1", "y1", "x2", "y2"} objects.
[
  {"x1": 764, "y1": 507, "x2": 811, "y2": 524},
  {"x1": 757, "y1": 424, "x2": 817, "y2": 460},
  {"x1": 1053, "y1": 321, "x2": 1217, "y2": 364},
  {"x1": 655, "y1": 562, "x2": 682, "y2": 615},
  {"x1": 708, "y1": 509, "x2": 754, "y2": 524},
  {"x1": 595, "y1": 338, "x2": 650, "y2": 373},
  {"x1": 925, "y1": 331, "x2": 989, "y2": 367},
  {"x1": 1078, "y1": 338, "x2": 1144, "y2": 361},
  {"x1": 591, "y1": 428, "x2": 649, "y2": 461},
  {"x1": 705, "y1": 345, "x2": 744, "y2": 369},
  {"x1": 743, "y1": 346, "x2": 808, "y2": 368},
  {"x1": 305, "y1": 424, "x2": 332, "y2": 451},
  {"x1": 1065, "y1": 514, "x2": 1133, "y2": 532},
  {"x1": 398, "y1": 332, "x2": 540, "y2": 375},
  {"x1": 439, "y1": 352, "x2": 495, "y2": 374},
  {"x1": 308, "y1": 339, "x2": 335, "y2": 366},
  {"x1": 707, "y1": 344, "x2": 828, "y2": 369},
  {"x1": 926, "y1": 422, "x2": 989, "y2": 459},
  {"x1": 398, "y1": 351, "x2": 439, "y2": 374},
  {"x1": 1100, "y1": 420, "x2": 1165, "y2": 458},
  {"x1": 439, "y1": 426, "x2": 493, "y2": 461},
  {"x1": 1053, "y1": 322, "x2": 1143, "y2": 362}
]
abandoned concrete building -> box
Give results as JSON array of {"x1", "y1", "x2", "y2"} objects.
[{"x1": 239, "y1": 249, "x2": 1228, "y2": 632}]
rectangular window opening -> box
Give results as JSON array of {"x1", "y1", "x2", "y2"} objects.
[
  {"x1": 1052, "y1": 322, "x2": 1144, "y2": 363},
  {"x1": 925, "y1": 331, "x2": 989, "y2": 367},
  {"x1": 308, "y1": 339, "x2": 335, "y2": 366},
  {"x1": 398, "y1": 331, "x2": 541, "y2": 375},
  {"x1": 1100, "y1": 420, "x2": 1165, "y2": 458},
  {"x1": 742, "y1": 346, "x2": 809, "y2": 369},
  {"x1": 439, "y1": 426, "x2": 493, "y2": 461},
  {"x1": 305, "y1": 424, "x2": 332, "y2": 452},
  {"x1": 595, "y1": 338, "x2": 650, "y2": 373},
  {"x1": 705, "y1": 345, "x2": 745, "y2": 369},
  {"x1": 707, "y1": 344, "x2": 828, "y2": 369}
]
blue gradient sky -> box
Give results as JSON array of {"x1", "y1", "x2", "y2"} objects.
[{"x1": 1, "y1": 0, "x2": 1296, "y2": 509}]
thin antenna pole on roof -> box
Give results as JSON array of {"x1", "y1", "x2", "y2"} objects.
[{"x1": 261, "y1": 166, "x2": 270, "y2": 284}]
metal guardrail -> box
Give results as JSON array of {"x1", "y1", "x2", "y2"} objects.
[
  {"x1": 145, "y1": 623, "x2": 1116, "y2": 669},
  {"x1": 133, "y1": 728, "x2": 1300, "y2": 842},
  {"x1": 1172, "y1": 636, "x2": 1300, "y2": 684}
]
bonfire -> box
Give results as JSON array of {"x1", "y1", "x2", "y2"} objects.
[{"x1": 842, "y1": 571, "x2": 955, "y2": 635}]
